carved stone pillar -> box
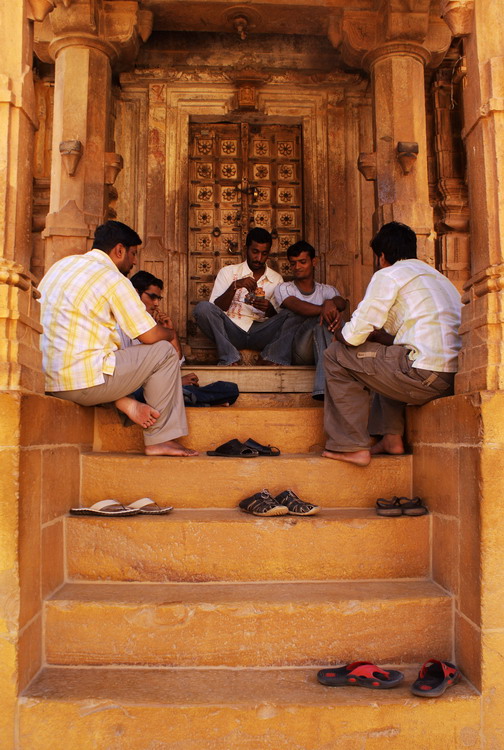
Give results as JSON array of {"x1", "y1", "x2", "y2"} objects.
[
  {"x1": 0, "y1": 1, "x2": 44, "y2": 392},
  {"x1": 455, "y1": 0, "x2": 504, "y2": 393},
  {"x1": 367, "y1": 43, "x2": 435, "y2": 263},
  {"x1": 35, "y1": 0, "x2": 152, "y2": 269},
  {"x1": 332, "y1": 5, "x2": 452, "y2": 264},
  {"x1": 431, "y1": 47, "x2": 470, "y2": 293}
]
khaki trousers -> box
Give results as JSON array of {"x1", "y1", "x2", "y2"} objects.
[
  {"x1": 323, "y1": 341, "x2": 454, "y2": 452},
  {"x1": 52, "y1": 341, "x2": 187, "y2": 446}
]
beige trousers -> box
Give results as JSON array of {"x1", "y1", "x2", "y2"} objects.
[
  {"x1": 52, "y1": 341, "x2": 187, "y2": 446},
  {"x1": 323, "y1": 341, "x2": 454, "y2": 452}
]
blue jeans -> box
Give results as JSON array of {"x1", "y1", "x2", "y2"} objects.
[{"x1": 194, "y1": 301, "x2": 291, "y2": 365}]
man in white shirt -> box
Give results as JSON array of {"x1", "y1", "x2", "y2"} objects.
[
  {"x1": 194, "y1": 228, "x2": 285, "y2": 365},
  {"x1": 322, "y1": 222, "x2": 462, "y2": 466},
  {"x1": 263, "y1": 241, "x2": 346, "y2": 398}
]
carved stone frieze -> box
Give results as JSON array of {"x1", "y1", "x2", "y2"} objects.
[{"x1": 440, "y1": 0, "x2": 474, "y2": 37}]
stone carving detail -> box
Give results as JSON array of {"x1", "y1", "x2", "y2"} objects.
[
  {"x1": 59, "y1": 140, "x2": 82, "y2": 176},
  {"x1": 104, "y1": 152, "x2": 123, "y2": 185},
  {"x1": 27, "y1": 0, "x2": 55, "y2": 22},
  {"x1": 278, "y1": 212, "x2": 295, "y2": 227},
  {"x1": 357, "y1": 152, "x2": 377, "y2": 181},
  {"x1": 253, "y1": 211, "x2": 271, "y2": 228},
  {"x1": 440, "y1": 0, "x2": 474, "y2": 36},
  {"x1": 397, "y1": 142, "x2": 418, "y2": 175},
  {"x1": 221, "y1": 187, "x2": 237, "y2": 203}
]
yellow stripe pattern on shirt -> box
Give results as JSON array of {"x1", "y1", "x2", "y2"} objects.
[{"x1": 38, "y1": 249, "x2": 155, "y2": 391}]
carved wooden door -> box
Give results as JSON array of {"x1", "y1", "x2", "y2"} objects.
[{"x1": 187, "y1": 122, "x2": 303, "y2": 343}]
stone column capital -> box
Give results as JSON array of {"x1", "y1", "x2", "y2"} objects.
[
  {"x1": 364, "y1": 41, "x2": 432, "y2": 70},
  {"x1": 34, "y1": 0, "x2": 153, "y2": 66},
  {"x1": 331, "y1": 6, "x2": 452, "y2": 72}
]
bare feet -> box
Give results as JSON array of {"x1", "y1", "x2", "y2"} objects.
[
  {"x1": 370, "y1": 434, "x2": 405, "y2": 456},
  {"x1": 322, "y1": 449, "x2": 371, "y2": 466},
  {"x1": 115, "y1": 397, "x2": 160, "y2": 428},
  {"x1": 144, "y1": 439, "x2": 199, "y2": 457}
]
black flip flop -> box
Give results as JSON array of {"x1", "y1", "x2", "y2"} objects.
[
  {"x1": 207, "y1": 439, "x2": 259, "y2": 457},
  {"x1": 317, "y1": 661, "x2": 404, "y2": 689},
  {"x1": 411, "y1": 659, "x2": 460, "y2": 697},
  {"x1": 244, "y1": 438, "x2": 281, "y2": 456}
]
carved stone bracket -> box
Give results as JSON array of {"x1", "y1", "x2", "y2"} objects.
[
  {"x1": 440, "y1": 0, "x2": 475, "y2": 37},
  {"x1": 104, "y1": 152, "x2": 123, "y2": 185},
  {"x1": 397, "y1": 142, "x2": 418, "y2": 175},
  {"x1": 357, "y1": 152, "x2": 377, "y2": 181},
  {"x1": 59, "y1": 139, "x2": 82, "y2": 176},
  {"x1": 27, "y1": 0, "x2": 55, "y2": 22}
]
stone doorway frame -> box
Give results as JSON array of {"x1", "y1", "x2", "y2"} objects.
[{"x1": 116, "y1": 75, "x2": 373, "y2": 341}]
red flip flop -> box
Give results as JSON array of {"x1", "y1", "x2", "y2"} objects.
[
  {"x1": 317, "y1": 661, "x2": 404, "y2": 689},
  {"x1": 411, "y1": 659, "x2": 460, "y2": 697}
]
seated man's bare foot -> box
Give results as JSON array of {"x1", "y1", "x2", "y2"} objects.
[
  {"x1": 144, "y1": 439, "x2": 199, "y2": 457},
  {"x1": 115, "y1": 397, "x2": 160, "y2": 429},
  {"x1": 322, "y1": 449, "x2": 371, "y2": 466},
  {"x1": 370, "y1": 434, "x2": 405, "y2": 456}
]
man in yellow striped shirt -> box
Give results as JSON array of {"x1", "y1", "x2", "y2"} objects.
[{"x1": 38, "y1": 220, "x2": 197, "y2": 457}]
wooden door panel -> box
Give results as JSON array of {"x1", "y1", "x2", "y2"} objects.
[{"x1": 188, "y1": 122, "x2": 303, "y2": 343}]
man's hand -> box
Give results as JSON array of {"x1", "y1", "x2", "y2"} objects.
[
  {"x1": 235, "y1": 277, "x2": 257, "y2": 293},
  {"x1": 181, "y1": 372, "x2": 199, "y2": 386},
  {"x1": 367, "y1": 328, "x2": 395, "y2": 346},
  {"x1": 320, "y1": 299, "x2": 341, "y2": 330},
  {"x1": 251, "y1": 297, "x2": 276, "y2": 317},
  {"x1": 154, "y1": 310, "x2": 174, "y2": 329}
]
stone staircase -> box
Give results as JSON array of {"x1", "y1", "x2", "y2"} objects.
[{"x1": 20, "y1": 366, "x2": 480, "y2": 749}]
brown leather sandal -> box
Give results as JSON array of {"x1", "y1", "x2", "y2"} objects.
[{"x1": 239, "y1": 489, "x2": 288, "y2": 516}]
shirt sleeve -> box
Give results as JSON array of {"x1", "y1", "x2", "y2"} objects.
[
  {"x1": 209, "y1": 266, "x2": 232, "y2": 303},
  {"x1": 109, "y1": 277, "x2": 156, "y2": 340},
  {"x1": 341, "y1": 270, "x2": 398, "y2": 346},
  {"x1": 274, "y1": 282, "x2": 290, "y2": 307},
  {"x1": 322, "y1": 284, "x2": 341, "y2": 301}
]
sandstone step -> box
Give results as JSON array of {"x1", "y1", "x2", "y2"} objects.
[
  {"x1": 45, "y1": 580, "x2": 451, "y2": 668},
  {"x1": 20, "y1": 666, "x2": 480, "y2": 750},
  {"x1": 181, "y1": 364, "x2": 315, "y2": 393},
  {"x1": 66, "y1": 508, "x2": 429, "y2": 583},
  {"x1": 94, "y1": 405, "x2": 325, "y2": 453},
  {"x1": 80, "y1": 453, "x2": 412, "y2": 508}
]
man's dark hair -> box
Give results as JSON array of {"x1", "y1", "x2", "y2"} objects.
[
  {"x1": 370, "y1": 221, "x2": 417, "y2": 265},
  {"x1": 287, "y1": 240, "x2": 316, "y2": 260},
  {"x1": 93, "y1": 221, "x2": 142, "y2": 253},
  {"x1": 245, "y1": 227, "x2": 272, "y2": 248},
  {"x1": 130, "y1": 270, "x2": 164, "y2": 296}
]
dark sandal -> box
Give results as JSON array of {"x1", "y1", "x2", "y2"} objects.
[
  {"x1": 239, "y1": 489, "x2": 288, "y2": 516},
  {"x1": 398, "y1": 496, "x2": 428, "y2": 516},
  {"x1": 244, "y1": 438, "x2": 281, "y2": 456},
  {"x1": 274, "y1": 489, "x2": 319, "y2": 516},
  {"x1": 411, "y1": 660, "x2": 460, "y2": 697},
  {"x1": 375, "y1": 497, "x2": 403, "y2": 516},
  {"x1": 317, "y1": 661, "x2": 404, "y2": 689},
  {"x1": 207, "y1": 439, "x2": 259, "y2": 457}
]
